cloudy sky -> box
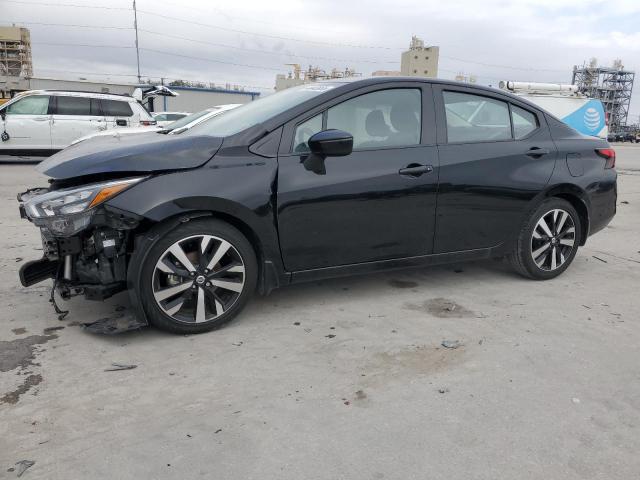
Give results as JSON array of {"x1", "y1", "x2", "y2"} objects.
[{"x1": 4, "y1": 0, "x2": 640, "y2": 118}]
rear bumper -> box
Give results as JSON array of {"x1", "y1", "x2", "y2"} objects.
[{"x1": 588, "y1": 174, "x2": 617, "y2": 237}]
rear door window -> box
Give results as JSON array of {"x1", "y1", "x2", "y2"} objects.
[
  {"x1": 444, "y1": 91, "x2": 512, "y2": 143},
  {"x1": 6, "y1": 95, "x2": 50, "y2": 115},
  {"x1": 54, "y1": 96, "x2": 100, "y2": 116},
  {"x1": 102, "y1": 100, "x2": 133, "y2": 117}
]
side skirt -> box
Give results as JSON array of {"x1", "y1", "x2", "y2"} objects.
[{"x1": 290, "y1": 247, "x2": 495, "y2": 284}]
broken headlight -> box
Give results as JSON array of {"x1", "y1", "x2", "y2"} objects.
[{"x1": 23, "y1": 177, "x2": 144, "y2": 236}]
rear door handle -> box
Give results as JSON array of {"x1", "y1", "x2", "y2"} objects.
[
  {"x1": 526, "y1": 147, "x2": 550, "y2": 157},
  {"x1": 399, "y1": 164, "x2": 434, "y2": 177},
  {"x1": 33, "y1": 116, "x2": 49, "y2": 122}
]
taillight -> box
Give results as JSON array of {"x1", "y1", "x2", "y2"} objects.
[
  {"x1": 140, "y1": 120, "x2": 157, "y2": 126},
  {"x1": 596, "y1": 148, "x2": 616, "y2": 169}
]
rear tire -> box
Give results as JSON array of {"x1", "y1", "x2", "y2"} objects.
[
  {"x1": 137, "y1": 218, "x2": 257, "y2": 334},
  {"x1": 509, "y1": 198, "x2": 582, "y2": 280}
]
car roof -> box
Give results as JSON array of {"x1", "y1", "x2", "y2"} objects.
[
  {"x1": 320, "y1": 76, "x2": 523, "y2": 98},
  {"x1": 13, "y1": 90, "x2": 137, "y2": 102}
]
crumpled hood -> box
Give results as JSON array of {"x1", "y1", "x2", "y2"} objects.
[{"x1": 37, "y1": 132, "x2": 224, "y2": 179}]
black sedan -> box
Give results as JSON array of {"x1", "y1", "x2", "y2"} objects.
[{"x1": 18, "y1": 78, "x2": 617, "y2": 333}]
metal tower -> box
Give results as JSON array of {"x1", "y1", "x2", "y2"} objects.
[{"x1": 572, "y1": 60, "x2": 635, "y2": 131}]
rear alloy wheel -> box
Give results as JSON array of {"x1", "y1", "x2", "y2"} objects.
[
  {"x1": 139, "y1": 219, "x2": 257, "y2": 333},
  {"x1": 530, "y1": 209, "x2": 576, "y2": 271},
  {"x1": 509, "y1": 198, "x2": 582, "y2": 280}
]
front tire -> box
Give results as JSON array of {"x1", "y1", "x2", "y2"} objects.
[
  {"x1": 138, "y1": 218, "x2": 257, "y2": 334},
  {"x1": 509, "y1": 198, "x2": 582, "y2": 280}
]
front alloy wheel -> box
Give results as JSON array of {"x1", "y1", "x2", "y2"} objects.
[
  {"x1": 152, "y1": 234, "x2": 246, "y2": 323},
  {"x1": 138, "y1": 218, "x2": 257, "y2": 334}
]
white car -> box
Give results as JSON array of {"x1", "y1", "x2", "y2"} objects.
[
  {"x1": 0, "y1": 90, "x2": 155, "y2": 155},
  {"x1": 151, "y1": 111, "x2": 190, "y2": 128},
  {"x1": 71, "y1": 104, "x2": 241, "y2": 145}
]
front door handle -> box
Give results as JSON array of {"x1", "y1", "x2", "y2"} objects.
[
  {"x1": 399, "y1": 164, "x2": 433, "y2": 177},
  {"x1": 526, "y1": 147, "x2": 550, "y2": 157},
  {"x1": 33, "y1": 116, "x2": 49, "y2": 122}
]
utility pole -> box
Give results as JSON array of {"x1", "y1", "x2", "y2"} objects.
[{"x1": 133, "y1": 0, "x2": 141, "y2": 83}]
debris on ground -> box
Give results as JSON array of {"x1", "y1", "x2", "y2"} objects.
[
  {"x1": 572, "y1": 397, "x2": 581, "y2": 404},
  {"x1": 441, "y1": 340, "x2": 462, "y2": 349},
  {"x1": 43, "y1": 326, "x2": 65, "y2": 334},
  {"x1": 214, "y1": 429, "x2": 222, "y2": 434},
  {"x1": 15, "y1": 257, "x2": 23, "y2": 262},
  {"x1": 83, "y1": 312, "x2": 146, "y2": 334},
  {"x1": 293, "y1": 322, "x2": 300, "y2": 326},
  {"x1": 15, "y1": 460, "x2": 35, "y2": 477},
  {"x1": 231, "y1": 341, "x2": 243, "y2": 346},
  {"x1": 325, "y1": 334, "x2": 336, "y2": 339},
  {"x1": 592, "y1": 255, "x2": 608, "y2": 263},
  {"x1": 104, "y1": 363, "x2": 137, "y2": 372},
  {"x1": 11, "y1": 328, "x2": 26, "y2": 335},
  {"x1": 438, "y1": 388, "x2": 449, "y2": 394},
  {"x1": 621, "y1": 200, "x2": 629, "y2": 204},
  {"x1": 355, "y1": 390, "x2": 367, "y2": 400}
]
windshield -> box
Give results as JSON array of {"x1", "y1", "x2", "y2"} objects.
[
  {"x1": 186, "y1": 83, "x2": 341, "y2": 137},
  {"x1": 165, "y1": 109, "x2": 213, "y2": 132}
]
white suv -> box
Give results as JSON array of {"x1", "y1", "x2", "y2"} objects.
[{"x1": 0, "y1": 90, "x2": 155, "y2": 155}]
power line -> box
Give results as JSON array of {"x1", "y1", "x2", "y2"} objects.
[
  {"x1": 150, "y1": 0, "x2": 357, "y2": 36},
  {"x1": 136, "y1": 9, "x2": 404, "y2": 50},
  {"x1": 138, "y1": 29, "x2": 399, "y2": 65},
  {"x1": 4, "y1": 0, "x2": 130, "y2": 9},
  {"x1": 32, "y1": 42, "x2": 134, "y2": 49},
  {"x1": 139, "y1": 48, "x2": 284, "y2": 71},
  {"x1": 4, "y1": 20, "x2": 133, "y2": 30},
  {"x1": 442, "y1": 55, "x2": 566, "y2": 74}
]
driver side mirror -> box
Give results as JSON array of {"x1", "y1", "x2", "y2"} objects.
[{"x1": 308, "y1": 129, "x2": 353, "y2": 157}]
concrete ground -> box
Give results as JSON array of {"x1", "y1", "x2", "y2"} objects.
[{"x1": 1, "y1": 145, "x2": 639, "y2": 479}]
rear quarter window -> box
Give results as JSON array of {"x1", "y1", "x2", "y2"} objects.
[{"x1": 102, "y1": 100, "x2": 133, "y2": 117}]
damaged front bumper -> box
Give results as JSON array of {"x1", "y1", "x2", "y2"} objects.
[{"x1": 17, "y1": 184, "x2": 144, "y2": 303}]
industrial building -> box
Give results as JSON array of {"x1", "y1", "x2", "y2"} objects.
[
  {"x1": 275, "y1": 36, "x2": 439, "y2": 90},
  {"x1": 400, "y1": 36, "x2": 439, "y2": 78},
  {"x1": 572, "y1": 59, "x2": 635, "y2": 131},
  {"x1": 0, "y1": 26, "x2": 33, "y2": 102},
  {"x1": 0, "y1": 26, "x2": 32, "y2": 78},
  {"x1": 274, "y1": 64, "x2": 361, "y2": 91}
]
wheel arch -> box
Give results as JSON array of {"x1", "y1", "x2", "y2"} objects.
[
  {"x1": 544, "y1": 184, "x2": 590, "y2": 246},
  {"x1": 130, "y1": 198, "x2": 287, "y2": 296}
]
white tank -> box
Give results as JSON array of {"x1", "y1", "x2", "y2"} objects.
[{"x1": 499, "y1": 81, "x2": 578, "y2": 94}]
